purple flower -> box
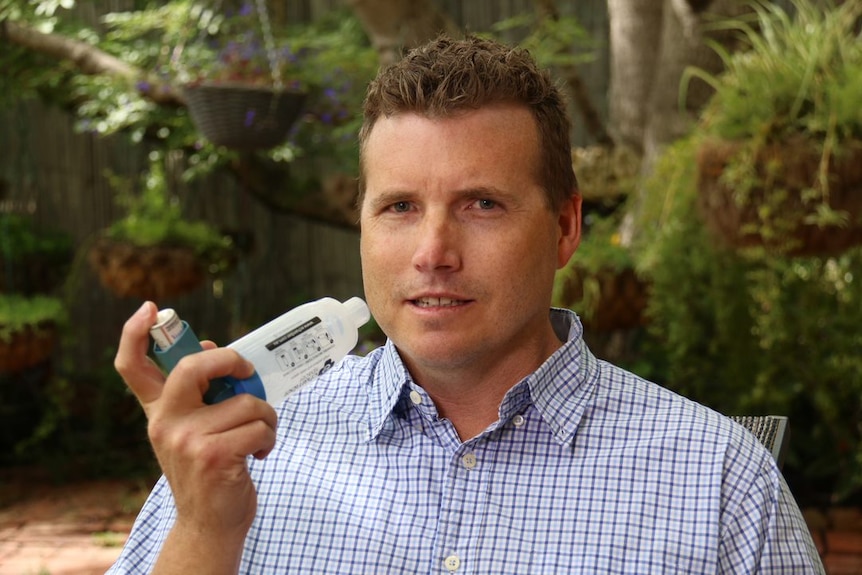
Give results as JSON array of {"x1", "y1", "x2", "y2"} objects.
[{"x1": 244, "y1": 109, "x2": 256, "y2": 127}]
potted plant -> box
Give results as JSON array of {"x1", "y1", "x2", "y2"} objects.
[
  {"x1": 180, "y1": 2, "x2": 308, "y2": 150},
  {"x1": 688, "y1": 0, "x2": 862, "y2": 256},
  {"x1": 0, "y1": 213, "x2": 73, "y2": 295},
  {"x1": 553, "y1": 213, "x2": 649, "y2": 332},
  {"x1": 88, "y1": 153, "x2": 236, "y2": 300},
  {"x1": 0, "y1": 294, "x2": 65, "y2": 374}
]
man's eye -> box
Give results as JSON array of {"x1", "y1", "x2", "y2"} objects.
[
  {"x1": 476, "y1": 199, "x2": 497, "y2": 210},
  {"x1": 391, "y1": 201, "x2": 411, "y2": 213}
]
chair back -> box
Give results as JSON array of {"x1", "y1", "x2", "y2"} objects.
[{"x1": 729, "y1": 415, "x2": 789, "y2": 469}]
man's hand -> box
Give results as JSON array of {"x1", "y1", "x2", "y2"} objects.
[{"x1": 114, "y1": 301, "x2": 277, "y2": 574}]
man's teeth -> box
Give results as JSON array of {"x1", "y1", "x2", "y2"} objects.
[{"x1": 415, "y1": 297, "x2": 463, "y2": 307}]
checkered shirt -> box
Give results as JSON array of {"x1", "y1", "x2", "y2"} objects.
[{"x1": 108, "y1": 309, "x2": 824, "y2": 574}]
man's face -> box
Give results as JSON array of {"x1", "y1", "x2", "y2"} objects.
[{"x1": 359, "y1": 104, "x2": 580, "y2": 379}]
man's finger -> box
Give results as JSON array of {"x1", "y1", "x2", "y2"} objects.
[
  {"x1": 115, "y1": 301, "x2": 166, "y2": 405},
  {"x1": 203, "y1": 393, "x2": 278, "y2": 436},
  {"x1": 161, "y1": 347, "x2": 257, "y2": 409}
]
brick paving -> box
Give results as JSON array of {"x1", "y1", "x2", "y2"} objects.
[
  {"x1": 1, "y1": 475, "x2": 861, "y2": 574},
  {"x1": 806, "y1": 507, "x2": 862, "y2": 575},
  {"x1": 0, "y1": 477, "x2": 148, "y2": 575}
]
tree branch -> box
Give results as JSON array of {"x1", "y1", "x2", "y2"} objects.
[{"x1": 1, "y1": 19, "x2": 185, "y2": 106}]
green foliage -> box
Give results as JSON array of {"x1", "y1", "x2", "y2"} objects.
[
  {"x1": 0, "y1": 214, "x2": 73, "y2": 295},
  {"x1": 679, "y1": 0, "x2": 862, "y2": 248},
  {"x1": 0, "y1": 294, "x2": 66, "y2": 341},
  {"x1": 491, "y1": 11, "x2": 595, "y2": 70},
  {"x1": 0, "y1": 213, "x2": 72, "y2": 264},
  {"x1": 635, "y1": 135, "x2": 862, "y2": 505},
  {"x1": 553, "y1": 212, "x2": 635, "y2": 321},
  {"x1": 92, "y1": 2, "x2": 376, "y2": 176},
  {"x1": 11, "y1": 349, "x2": 156, "y2": 481},
  {"x1": 4, "y1": 1, "x2": 376, "y2": 180},
  {"x1": 688, "y1": 0, "x2": 862, "y2": 142},
  {"x1": 103, "y1": 152, "x2": 234, "y2": 271}
]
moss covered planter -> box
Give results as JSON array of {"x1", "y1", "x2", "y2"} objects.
[
  {"x1": 0, "y1": 323, "x2": 58, "y2": 374},
  {"x1": 697, "y1": 137, "x2": 862, "y2": 256},
  {"x1": 87, "y1": 237, "x2": 208, "y2": 300},
  {"x1": 555, "y1": 266, "x2": 650, "y2": 332},
  {"x1": 0, "y1": 295, "x2": 64, "y2": 374}
]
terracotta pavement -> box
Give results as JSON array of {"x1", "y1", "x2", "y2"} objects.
[{"x1": 0, "y1": 476, "x2": 148, "y2": 575}]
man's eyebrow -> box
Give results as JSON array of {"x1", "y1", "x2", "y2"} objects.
[
  {"x1": 366, "y1": 190, "x2": 415, "y2": 211},
  {"x1": 459, "y1": 186, "x2": 516, "y2": 200}
]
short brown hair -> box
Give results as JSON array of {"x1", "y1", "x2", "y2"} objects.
[{"x1": 357, "y1": 35, "x2": 577, "y2": 211}]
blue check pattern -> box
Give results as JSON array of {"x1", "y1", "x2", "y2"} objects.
[{"x1": 109, "y1": 309, "x2": 824, "y2": 574}]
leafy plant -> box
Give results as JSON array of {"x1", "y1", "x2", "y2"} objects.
[
  {"x1": 688, "y1": 0, "x2": 862, "y2": 143},
  {"x1": 0, "y1": 213, "x2": 73, "y2": 294},
  {"x1": 633, "y1": 134, "x2": 862, "y2": 506},
  {"x1": 85, "y1": 2, "x2": 376, "y2": 176},
  {"x1": 103, "y1": 152, "x2": 234, "y2": 273},
  {"x1": 554, "y1": 211, "x2": 644, "y2": 329},
  {"x1": 681, "y1": 0, "x2": 862, "y2": 243},
  {"x1": 0, "y1": 293, "x2": 66, "y2": 342}
]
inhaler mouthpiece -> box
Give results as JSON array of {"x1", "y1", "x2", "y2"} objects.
[{"x1": 343, "y1": 297, "x2": 371, "y2": 328}]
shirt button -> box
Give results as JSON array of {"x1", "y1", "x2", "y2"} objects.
[
  {"x1": 512, "y1": 414, "x2": 526, "y2": 427},
  {"x1": 409, "y1": 390, "x2": 423, "y2": 405},
  {"x1": 461, "y1": 453, "x2": 477, "y2": 469},
  {"x1": 444, "y1": 554, "x2": 461, "y2": 571}
]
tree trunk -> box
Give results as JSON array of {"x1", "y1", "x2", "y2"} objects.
[
  {"x1": 608, "y1": 0, "x2": 751, "y2": 243},
  {"x1": 345, "y1": 0, "x2": 460, "y2": 66},
  {"x1": 607, "y1": 0, "x2": 664, "y2": 153}
]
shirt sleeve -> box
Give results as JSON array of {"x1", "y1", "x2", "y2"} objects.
[
  {"x1": 106, "y1": 475, "x2": 177, "y2": 574},
  {"x1": 717, "y1": 453, "x2": 825, "y2": 574}
]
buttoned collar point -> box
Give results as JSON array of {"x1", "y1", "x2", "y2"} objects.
[{"x1": 363, "y1": 339, "x2": 412, "y2": 442}]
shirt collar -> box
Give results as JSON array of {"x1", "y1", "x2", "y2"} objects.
[{"x1": 364, "y1": 309, "x2": 598, "y2": 445}]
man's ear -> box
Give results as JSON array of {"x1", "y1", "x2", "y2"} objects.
[{"x1": 556, "y1": 192, "x2": 582, "y2": 269}]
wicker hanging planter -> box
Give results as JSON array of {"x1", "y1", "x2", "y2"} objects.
[
  {"x1": 696, "y1": 137, "x2": 862, "y2": 257},
  {"x1": 184, "y1": 83, "x2": 306, "y2": 150},
  {"x1": 88, "y1": 237, "x2": 208, "y2": 300}
]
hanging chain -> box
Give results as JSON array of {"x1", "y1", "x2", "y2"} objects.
[{"x1": 254, "y1": 0, "x2": 283, "y2": 91}]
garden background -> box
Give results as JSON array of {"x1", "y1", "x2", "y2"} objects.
[{"x1": 1, "y1": 0, "x2": 860, "y2": 521}]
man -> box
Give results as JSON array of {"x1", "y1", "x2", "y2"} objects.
[{"x1": 110, "y1": 36, "x2": 824, "y2": 573}]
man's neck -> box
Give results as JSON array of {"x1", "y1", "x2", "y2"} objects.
[{"x1": 408, "y1": 335, "x2": 564, "y2": 441}]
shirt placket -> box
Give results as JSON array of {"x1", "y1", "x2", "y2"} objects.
[{"x1": 435, "y1": 438, "x2": 490, "y2": 575}]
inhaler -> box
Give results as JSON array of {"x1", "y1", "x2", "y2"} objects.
[{"x1": 149, "y1": 297, "x2": 371, "y2": 406}]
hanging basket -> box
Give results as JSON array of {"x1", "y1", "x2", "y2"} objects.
[
  {"x1": 184, "y1": 83, "x2": 307, "y2": 150},
  {"x1": 88, "y1": 237, "x2": 207, "y2": 300},
  {"x1": 0, "y1": 323, "x2": 57, "y2": 374},
  {"x1": 696, "y1": 137, "x2": 862, "y2": 257},
  {"x1": 557, "y1": 266, "x2": 649, "y2": 332}
]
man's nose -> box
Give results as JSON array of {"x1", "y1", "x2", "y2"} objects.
[{"x1": 411, "y1": 211, "x2": 462, "y2": 272}]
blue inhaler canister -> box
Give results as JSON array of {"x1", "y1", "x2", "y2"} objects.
[{"x1": 150, "y1": 308, "x2": 266, "y2": 404}]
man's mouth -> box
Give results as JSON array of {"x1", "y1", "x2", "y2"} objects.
[{"x1": 413, "y1": 297, "x2": 468, "y2": 308}]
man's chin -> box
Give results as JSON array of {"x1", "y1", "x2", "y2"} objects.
[{"x1": 395, "y1": 339, "x2": 480, "y2": 372}]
